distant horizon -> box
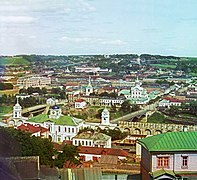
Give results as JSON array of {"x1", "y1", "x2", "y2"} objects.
[{"x1": 0, "y1": 52, "x2": 196, "y2": 58}]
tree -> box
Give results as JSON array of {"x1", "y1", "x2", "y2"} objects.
[
  {"x1": 120, "y1": 100, "x2": 132, "y2": 113},
  {"x1": 54, "y1": 144, "x2": 80, "y2": 168},
  {"x1": 2, "y1": 128, "x2": 56, "y2": 166}
]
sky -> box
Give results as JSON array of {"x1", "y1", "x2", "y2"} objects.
[{"x1": 0, "y1": 0, "x2": 197, "y2": 57}]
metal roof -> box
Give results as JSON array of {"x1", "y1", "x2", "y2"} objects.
[{"x1": 138, "y1": 131, "x2": 197, "y2": 152}]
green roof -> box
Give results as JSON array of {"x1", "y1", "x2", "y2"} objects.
[
  {"x1": 118, "y1": 90, "x2": 130, "y2": 95},
  {"x1": 138, "y1": 131, "x2": 197, "y2": 152},
  {"x1": 27, "y1": 114, "x2": 83, "y2": 126},
  {"x1": 151, "y1": 169, "x2": 176, "y2": 178},
  {"x1": 27, "y1": 114, "x2": 49, "y2": 123}
]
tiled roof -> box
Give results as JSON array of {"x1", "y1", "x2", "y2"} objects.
[
  {"x1": 75, "y1": 99, "x2": 85, "y2": 102},
  {"x1": 17, "y1": 123, "x2": 48, "y2": 134},
  {"x1": 138, "y1": 131, "x2": 197, "y2": 152},
  {"x1": 78, "y1": 146, "x2": 128, "y2": 157}
]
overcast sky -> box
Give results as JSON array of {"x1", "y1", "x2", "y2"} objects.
[{"x1": 0, "y1": 0, "x2": 197, "y2": 56}]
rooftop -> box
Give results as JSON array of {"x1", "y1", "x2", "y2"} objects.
[
  {"x1": 27, "y1": 114, "x2": 83, "y2": 126},
  {"x1": 138, "y1": 131, "x2": 197, "y2": 152}
]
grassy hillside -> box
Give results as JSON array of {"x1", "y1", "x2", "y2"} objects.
[
  {"x1": 0, "y1": 106, "x2": 12, "y2": 119},
  {"x1": 0, "y1": 57, "x2": 30, "y2": 66}
]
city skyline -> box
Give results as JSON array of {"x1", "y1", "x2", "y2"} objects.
[{"x1": 0, "y1": 0, "x2": 197, "y2": 57}]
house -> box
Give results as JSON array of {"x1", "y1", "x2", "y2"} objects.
[
  {"x1": 99, "y1": 96, "x2": 125, "y2": 107},
  {"x1": 138, "y1": 131, "x2": 197, "y2": 180},
  {"x1": 17, "y1": 123, "x2": 49, "y2": 138},
  {"x1": 75, "y1": 99, "x2": 86, "y2": 109},
  {"x1": 78, "y1": 146, "x2": 128, "y2": 162},
  {"x1": 158, "y1": 97, "x2": 183, "y2": 108},
  {"x1": 46, "y1": 98, "x2": 58, "y2": 106},
  {"x1": 72, "y1": 132, "x2": 111, "y2": 148}
]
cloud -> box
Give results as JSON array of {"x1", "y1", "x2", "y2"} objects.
[
  {"x1": 60, "y1": 36, "x2": 127, "y2": 46},
  {"x1": 60, "y1": 36, "x2": 92, "y2": 43},
  {"x1": 0, "y1": 16, "x2": 36, "y2": 24},
  {"x1": 101, "y1": 40, "x2": 128, "y2": 46}
]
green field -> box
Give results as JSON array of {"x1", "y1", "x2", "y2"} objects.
[
  {"x1": 0, "y1": 57, "x2": 30, "y2": 66},
  {"x1": 150, "y1": 64, "x2": 176, "y2": 69},
  {"x1": 147, "y1": 112, "x2": 166, "y2": 123},
  {"x1": 0, "y1": 106, "x2": 12, "y2": 119}
]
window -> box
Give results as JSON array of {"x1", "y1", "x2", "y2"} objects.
[
  {"x1": 68, "y1": 128, "x2": 70, "y2": 133},
  {"x1": 182, "y1": 156, "x2": 188, "y2": 168},
  {"x1": 157, "y1": 157, "x2": 169, "y2": 168},
  {"x1": 72, "y1": 128, "x2": 74, "y2": 133},
  {"x1": 58, "y1": 126, "x2": 61, "y2": 132},
  {"x1": 65, "y1": 127, "x2": 66, "y2": 132}
]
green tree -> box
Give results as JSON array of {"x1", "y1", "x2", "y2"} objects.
[
  {"x1": 120, "y1": 100, "x2": 132, "y2": 113},
  {"x1": 54, "y1": 144, "x2": 80, "y2": 168}
]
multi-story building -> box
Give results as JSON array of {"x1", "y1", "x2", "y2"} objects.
[
  {"x1": 138, "y1": 131, "x2": 197, "y2": 179},
  {"x1": 26, "y1": 105, "x2": 84, "y2": 142},
  {"x1": 118, "y1": 78, "x2": 149, "y2": 104},
  {"x1": 72, "y1": 132, "x2": 111, "y2": 148},
  {"x1": 17, "y1": 76, "x2": 51, "y2": 89}
]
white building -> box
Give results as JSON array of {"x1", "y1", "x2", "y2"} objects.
[
  {"x1": 17, "y1": 76, "x2": 51, "y2": 89},
  {"x1": 46, "y1": 98, "x2": 58, "y2": 106},
  {"x1": 26, "y1": 105, "x2": 84, "y2": 142},
  {"x1": 100, "y1": 97, "x2": 125, "y2": 106},
  {"x1": 85, "y1": 76, "x2": 93, "y2": 96},
  {"x1": 75, "y1": 99, "x2": 86, "y2": 109},
  {"x1": 118, "y1": 78, "x2": 149, "y2": 104},
  {"x1": 158, "y1": 97, "x2": 183, "y2": 108},
  {"x1": 72, "y1": 132, "x2": 111, "y2": 148},
  {"x1": 8, "y1": 98, "x2": 28, "y2": 127}
]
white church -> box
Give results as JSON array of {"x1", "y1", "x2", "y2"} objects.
[{"x1": 9, "y1": 98, "x2": 117, "y2": 143}]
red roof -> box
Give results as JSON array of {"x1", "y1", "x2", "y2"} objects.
[
  {"x1": 17, "y1": 123, "x2": 48, "y2": 134},
  {"x1": 78, "y1": 146, "x2": 128, "y2": 157},
  {"x1": 163, "y1": 97, "x2": 183, "y2": 103},
  {"x1": 75, "y1": 99, "x2": 85, "y2": 102}
]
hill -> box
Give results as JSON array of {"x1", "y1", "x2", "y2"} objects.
[{"x1": 0, "y1": 56, "x2": 30, "y2": 66}]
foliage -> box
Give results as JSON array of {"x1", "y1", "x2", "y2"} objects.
[
  {"x1": 19, "y1": 87, "x2": 47, "y2": 95},
  {"x1": 18, "y1": 96, "x2": 45, "y2": 108},
  {"x1": 120, "y1": 100, "x2": 140, "y2": 113},
  {"x1": 2, "y1": 127, "x2": 55, "y2": 166},
  {"x1": 97, "y1": 128, "x2": 128, "y2": 141},
  {"x1": 0, "y1": 94, "x2": 15, "y2": 105},
  {"x1": 0, "y1": 83, "x2": 13, "y2": 90},
  {"x1": 54, "y1": 144, "x2": 80, "y2": 168}
]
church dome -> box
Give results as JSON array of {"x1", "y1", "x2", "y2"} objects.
[{"x1": 51, "y1": 105, "x2": 60, "y2": 110}]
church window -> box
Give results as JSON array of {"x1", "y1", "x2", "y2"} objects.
[
  {"x1": 58, "y1": 126, "x2": 61, "y2": 132},
  {"x1": 68, "y1": 128, "x2": 70, "y2": 133},
  {"x1": 72, "y1": 128, "x2": 74, "y2": 133},
  {"x1": 65, "y1": 127, "x2": 66, "y2": 132}
]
